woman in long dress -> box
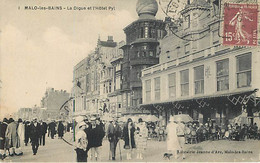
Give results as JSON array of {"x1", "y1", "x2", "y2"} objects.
[
  {"x1": 123, "y1": 118, "x2": 136, "y2": 160},
  {"x1": 166, "y1": 116, "x2": 181, "y2": 159},
  {"x1": 16, "y1": 118, "x2": 25, "y2": 155},
  {"x1": 135, "y1": 118, "x2": 148, "y2": 160}
]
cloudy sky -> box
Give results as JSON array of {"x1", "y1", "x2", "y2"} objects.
[{"x1": 0, "y1": 0, "x2": 166, "y2": 118}]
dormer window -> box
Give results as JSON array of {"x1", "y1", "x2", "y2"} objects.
[
  {"x1": 166, "y1": 51, "x2": 170, "y2": 58},
  {"x1": 185, "y1": 44, "x2": 190, "y2": 54},
  {"x1": 184, "y1": 15, "x2": 190, "y2": 29}
]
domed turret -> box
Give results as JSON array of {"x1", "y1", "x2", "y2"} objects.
[{"x1": 136, "y1": 0, "x2": 158, "y2": 19}]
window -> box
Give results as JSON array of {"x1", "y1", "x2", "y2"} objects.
[
  {"x1": 109, "y1": 82, "x2": 112, "y2": 93},
  {"x1": 194, "y1": 65, "x2": 204, "y2": 94},
  {"x1": 144, "y1": 26, "x2": 149, "y2": 38},
  {"x1": 140, "y1": 27, "x2": 144, "y2": 38},
  {"x1": 212, "y1": 30, "x2": 219, "y2": 44},
  {"x1": 184, "y1": 15, "x2": 190, "y2": 29},
  {"x1": 180, "y1": 69, "x2": 189, "y2": 96},
  {"x1": 154, "y1": 77, "x2": 161, "y2": 100},
  {"x1": 236, "y1": 53, "x2": 251, "y2": 88},
  {"x1": 216, "y1": 59, "x2": 229, "y2": 91},
  {"x1": 149, "y1": 27, "x2": 152, "y2": 38},
  {"x1": 149, "y1": 51, "x2": 154, "y2": 57},
  {"x1": 168, "y1": 73, "x2": 176, "y2": 98},
  {"x1": 176, "y1": 46, "x2": 181, "y2": 55},
  {"x1": 145, "y1": 80, "x2": 151, "y2": 102},
  {"x1": 185, "y1": 44, "x2": 190, "y2": 54},
  {"x1": 192, "y1": 40, "x2": 198, "y2": 50}
]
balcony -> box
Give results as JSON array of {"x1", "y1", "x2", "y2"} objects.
[
  {"x1": 130, "y1": 81, "x2": 142, "y2": 88},
  {"x1": 130, "y1": 57, "x2": 158, "y2": 66},
  {"x1": 213, "y1": 43, "x2": 230, "y2": 55},
  {"x1": 166, "y1": 59, "x2": 177, "y2": 69},
  {"x1": 178, "y1": 55, "x2": 190, "y2": 65},
  {"x1": 193, "y1": 49, "x2": 205, "y2": 61}
]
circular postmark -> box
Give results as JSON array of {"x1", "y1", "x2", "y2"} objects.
[{"x1": 159, "y1": 0, "x2": 187, "y2": 20}]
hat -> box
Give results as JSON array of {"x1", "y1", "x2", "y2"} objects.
[
  {"x1": 169, "y1": 116, "x2": 175, "y2": 122},
  {"x1": 90, "y1": 117, "x2": 96, "y2": 121},
  {"x1": 78, "y1": 122, "x2": 86, "y2": 128}
]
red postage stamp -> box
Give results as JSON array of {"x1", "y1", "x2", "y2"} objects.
[{"x1": 223, "y1": 3, "x2": 258, "y2": 46}]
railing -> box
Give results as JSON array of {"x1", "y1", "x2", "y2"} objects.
[
  {"x1": 193, "y1": 49, "x2": 205, "y2": 60},
  {"x1": 213, "y1": 43, "x2": 230, "y2": 55},
  {"x1": 166, "y1": 59, "x2": 177, "y2": 68},
  {"x1": 151, "y1": 64, "x2": 161, "y2": 73},
  {"x1": 179, "y1": 55, "x2": 190, "y2": 64}
]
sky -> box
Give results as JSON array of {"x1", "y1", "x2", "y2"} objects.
[{"x1": 0, "y1": 0, "x2": 167, "y2": 119}]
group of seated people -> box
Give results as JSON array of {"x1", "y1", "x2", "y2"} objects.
[{"x1": 183, "y1": 122, "x2": 259, "y2": 144}]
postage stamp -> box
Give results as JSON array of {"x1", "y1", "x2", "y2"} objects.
[{"x1": 223, "y1": 3, "x2": 258, "y2": 46}]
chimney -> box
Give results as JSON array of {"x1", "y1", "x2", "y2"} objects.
[{"x1": 107, "y1": 36, "x2": 113, "y2": 42}]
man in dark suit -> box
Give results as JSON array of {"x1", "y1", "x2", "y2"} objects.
[
  {"x1": 30, "y1": 118, "x2": 41, "y2": 155},
  {"x1": 48, "y1": 120, "x2": 56, "y2": 139},
  {"x1": 107, "y1": 117, "x2": 121, "y2": 160},
  {"x1": 39, "y1": 120, "x2": 48, "y2": 146}
]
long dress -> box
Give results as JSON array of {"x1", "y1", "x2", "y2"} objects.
[
  {"x1": 135, "y1": 122, "x2": 148, "y2": 152},
  {"x1": 16, "y1": 123, "x2": 25, "y2": 154},
  {"x1": 166, "y1": 122, "x2": 180, "y2": 152}
]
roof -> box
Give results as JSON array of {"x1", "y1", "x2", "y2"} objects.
[
  {"x1": 181, "y1": 0, "x2": 211, "y2": 14},
  {"x1": 186, "y1": 0, "x2": 211, "y2": 8},
  {"x1": 99, "y1": 41, "x2": 117, "y2": 47}
]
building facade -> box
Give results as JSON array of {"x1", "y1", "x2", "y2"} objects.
[
  {"x1": 41, "y1": 88, "x2": 70, "y2": 120},
  {"x1": 120, "y1": 0, "x2": 166, "y2": 115},
  {"x1": 141, "y1": 0, "x2": 260, "y2": 126},
  {"x1": 73, "y1": 36, "x2": 119, "y2": 116},
  {"x1": 17, "y1": 108, "x2": 33, "y2": 121}
]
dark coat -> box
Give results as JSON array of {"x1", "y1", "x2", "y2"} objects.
[
  {"x1": 30, "y1": 122, "x2": 41, "y2": 142},
  {"x1": 0, "y1": 122, "x2": 7, "y2": 138},
  {"x1": 40, "y1": 122, "x2": 48, "y2": 136},
  {"x1": 107, "y1": 122, "x2": 121, "y2": 143},
  {"x1": 87, "y1": 124, "x2": 105, "y2": 150},
  {"x1": 58, "y1": 122, "x2": 64, "y2": 137},
  {"x1": 48, "y1": 122, "x2": 56, "y2": 132},
  {"x1": 123, "y1": 124, "x2": 136, "y2": 149},
  {"x1": 0, "y1": 122, "x2": 8, "y2": 149},
  {"x1": 25, "y1": 122, "x2": 31, "y2": 138}
]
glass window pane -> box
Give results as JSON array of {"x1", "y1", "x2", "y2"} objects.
[
  {"x1": 180, "y1": 70, "x2": 189, "y2": 83},
  {"x1": 237, "y1": 54, "x2": 251, "y2": 72},
  {"x1": 217, "y1": 59, "x2": 229, "y2": 76},
  {"x1": 145, "y1": 80, "x2": 151, "y2": 91},
  {"x1": 155, "y1": 77, "x2": 160, "y2": 90},
  {"x1": 168, "y1": 73, "x2": 176, "y2": 87},
  {"x1": 194, "y1": 66, "x2": 204, "y2": 80}
]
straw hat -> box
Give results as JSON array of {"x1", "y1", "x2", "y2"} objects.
[{"x1": 78, "y1": 121, "x2": 86, "y2": 128}]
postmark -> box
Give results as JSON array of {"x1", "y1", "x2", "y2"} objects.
[
  {"x1": 223, "y1": 3, "x2": 258, "y2": 46},
  {"x1": 159, "y1": 0, "x2": 187, "y2": 21}
]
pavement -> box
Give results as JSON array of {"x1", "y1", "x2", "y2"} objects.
[{"x1": 3, "y1": 132, "x2": 260, "y2": 162}]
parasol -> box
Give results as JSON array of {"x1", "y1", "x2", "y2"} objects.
[
  {"x1": 172, "y1": 114, "x2": 193, "y2": 123},
  {"x1": 142, "y1": 115, "x2": 159, "y2": 122}
]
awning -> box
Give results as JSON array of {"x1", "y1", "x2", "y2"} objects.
[{"x1": 140, "y1": 89, "x2": 258, "y2": 111}]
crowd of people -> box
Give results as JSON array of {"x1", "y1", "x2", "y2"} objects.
[
  {"x1": 180, "y1": 121, "x2": 259, "y2": 144},
  {"x1": 0, "y1": 117, "x2": 68, "y2": 160},
  {"x1": 74, "y1": 116, "x2": 149, "y2": 162},
  {"x1": 138, "y1": 121, "x2": 260, "y2": 144},
  {"x1": 1, "y1": 115, "x2": 259, "y2": 162}
]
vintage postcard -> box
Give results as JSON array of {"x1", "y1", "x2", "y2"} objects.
[{"x1": 0, "y1": 0, "x2": 260, "y2": 162}]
